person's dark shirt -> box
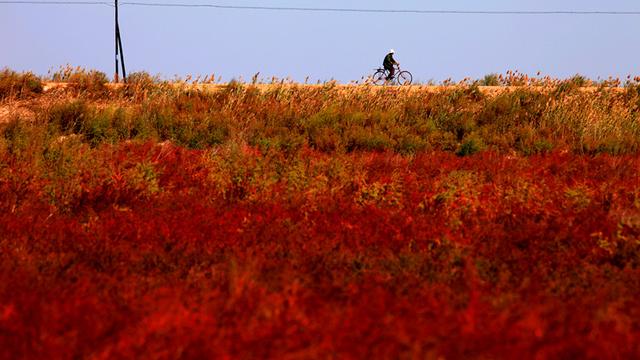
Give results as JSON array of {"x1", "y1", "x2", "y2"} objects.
[{"x1": 383, "y1": 53, "x2": 397, "y2": 69}]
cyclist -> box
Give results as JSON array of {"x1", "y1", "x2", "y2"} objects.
[{"x1": 383, "y1": 49, "x2": 399, "y2": 80}]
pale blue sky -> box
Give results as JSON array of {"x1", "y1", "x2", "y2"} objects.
[{"x1": 2, "y1": 0, "x2": 639, "y2": 82}]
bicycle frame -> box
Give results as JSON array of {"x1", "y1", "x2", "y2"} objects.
[{"x1": 375, "y1": 65, "x2": 402, "y2": 80}]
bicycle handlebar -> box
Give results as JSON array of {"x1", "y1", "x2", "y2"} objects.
[{"x1": 374, "y1": 64, "x2": 402, "y2": 72}]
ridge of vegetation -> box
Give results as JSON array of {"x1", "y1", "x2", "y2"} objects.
[{"x1": 2, "y1": 67, "x2": 640, "y2": 156}]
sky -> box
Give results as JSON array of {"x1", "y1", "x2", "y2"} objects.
[{"x1": 1, "y1": 0, "x2": 640, "y2": 83}]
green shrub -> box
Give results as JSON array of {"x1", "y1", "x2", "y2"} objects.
[
  {"x1": 479, "y1": 73, "x2": 500, "y2": 86},
  {"x1": 51, "y1": 66, "x2": 109, "y2": 95},
  {"x1": 1, "y1": 116, "x2": 50, "y2": 159},
  {"x1": 569, "y1": 74, "x2": 589, "y2": 87},
  {"x1": 309, "y1": 126, "x2": 341, "y2": 152},
  {"x1": 49, "y1": 100, "x2": 90, "y2": 134},
  {"x1": 304, "y1": 109, "x2": 344, "y2": 152},
  {"x1": 193, "y1": 116, "x2": 230, "y2": 148},
  {"x1": 456, "y1": 136, "x2": 484, "y2": 157},
  {"x1": 122, "y1": 71, "x2": 163, "y2": 100},
  {"x1": 81, "y1": 111, "x2": 112, "y2": 146},
  {"x1": 252, "y1": 133, "x2": 305, "y2": 155},
  {"x1": 436, "y1": 112, "x2": 477, "y2": 141},
  {"x1": 43, "y1": 105, "x2": 130, "y2": 147},
  {"x1": 110, "y1": 107, "x2": 132, "y2": 140},
  {"x1": 1, "y1": 117, "x2": 30, "y2": 155},
  {"x1": 555, "y1": 74, "x2": 591, "y2": 95},
  {"x1": 0, "y1": 68, "x2": 43, "y2": 99},
  {"x1": 397, "y1": 134, "x2": 428, "y2": 154},
  {"x1": 126, "y1": 71, "x2": 159, "y2": 88},
  {"x1": 346, "y1": 128, "x2": 392, "y2": 152}
]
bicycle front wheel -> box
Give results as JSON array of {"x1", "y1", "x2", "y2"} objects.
[
  {"x1": 372, "y1": 70, "x2": 387, "y2": 85},
  {"x1": 397, "y1": 71, "x2": 413, "y2": 86}
]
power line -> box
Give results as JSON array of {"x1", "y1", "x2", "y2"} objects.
[
  {"x1": 0, "y1": 1, "x2": 112, "y2": 6},
  {"x1": 120, "y1": 3, "x2": 640, "y2": 15},
  {"x1": 2, "y1": 1, "x2": 640, "y2": 15}
]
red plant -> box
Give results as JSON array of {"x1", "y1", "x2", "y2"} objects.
[{"x1": 1, "y1": 142, "x2": 639, "y2": 358}]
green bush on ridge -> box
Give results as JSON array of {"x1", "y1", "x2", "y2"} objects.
[
  {"x1": 2, "y1": 68, "x2": 640, "y2": 156},
  {"x1": 0, "y1": 68, "x2": 43, "y2": 100}
]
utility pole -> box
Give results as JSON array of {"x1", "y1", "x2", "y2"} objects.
[{"x1": 114, "y1": 0, "x2": 126, "y2": 83}]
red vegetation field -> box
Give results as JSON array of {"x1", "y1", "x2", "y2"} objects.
[
  {"x1": 2, "y1": 142, "x2": 639, "y2": 358},
  {"x1": 1, "y1": 69, "x2": 640, "y2": 358}
]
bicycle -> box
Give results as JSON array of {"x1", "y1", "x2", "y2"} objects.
[{"x1": 371, "y1": 65, "x2": 413, "y2": 86}]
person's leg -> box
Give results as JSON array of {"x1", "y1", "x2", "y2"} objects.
[{"x1": 386, "y1": 67, "x2": 395, "y2": 80}]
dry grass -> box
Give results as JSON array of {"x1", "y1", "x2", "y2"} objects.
[{"x1": 2, "y1": 67, "x2": 640, "y2": 155}]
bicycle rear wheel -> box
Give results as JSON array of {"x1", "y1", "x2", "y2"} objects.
[
  {"x1": 397, "y1": 71, "x2": 413, "y2": 86},
  {"x1": 372, "y1": 70, "x2": 388, "y2": 85}
]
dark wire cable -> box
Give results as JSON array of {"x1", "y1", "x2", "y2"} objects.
[
  {"x1": 2, "y1": 1, "x2": 640, "y2": 15},
  {"x1": 117, "y1": 3, "x2": 640, "y2": 15},
  {"x1": 0, "y1": 1, "x2": 113, "y2": 6}
]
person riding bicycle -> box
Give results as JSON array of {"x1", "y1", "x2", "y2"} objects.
[{"x1": 383, "y1": 49, "x2": 399, "y2": 80}]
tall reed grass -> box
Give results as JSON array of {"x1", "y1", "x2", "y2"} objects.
[{"x1": 2, "y1": 68, "x2": 639, "y2": 156}]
